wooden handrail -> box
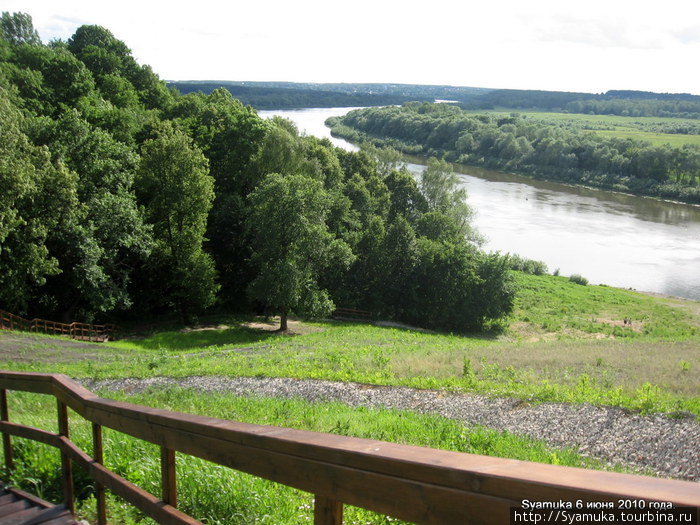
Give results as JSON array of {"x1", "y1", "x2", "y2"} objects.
[
  {"x1": 0, "y1": 371, "x2": 698, "y2": 525},
  {"x1": 0, "y1": 310, "x2": 117, "y2": 342}
]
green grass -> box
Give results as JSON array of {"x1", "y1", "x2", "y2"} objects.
[
  {"x1": 0, "y1": 275, "x2": 698, "y2": 522},
  {"x1": 512, "y1": 273, "x2": 699, "y2": 340},
  {"x1": 110, "y1": 324, "x2": 277, "y2": 351},
  {"x1": 465, "y1": 109, "x2": 700, "y2": 147},
  {"x1": 0, "y1": 273, "x2": 698, "y2": 418},
  {"x1": 592, "y1": 129, "x2": 700, "y2": 147},
  {"x1": 3, "y1": 389, "x2": 631, "y2": 524}
]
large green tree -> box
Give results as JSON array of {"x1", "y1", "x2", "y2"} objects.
[
  {"x1": 26, "y1": 111, "x2": 152, "y2": 320},
  {"x1": 137, "y1": 124, "x2": 218, "y2": 319},
  {"x1": 0, "y1": 12, "x2": 40, "y2": 46},
  {"x1": 0, "y1": 91, "x2": 76, "y2": 314},
  {"x1": 246, "y1": 173, "x2": 353, "y2": 330},
  {"x1": 420, "y1": 157, "x2": 481, "y2": 244}
]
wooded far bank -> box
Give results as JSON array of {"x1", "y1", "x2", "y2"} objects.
[{"x1": 328, "y1": 103, "x2": 700, "y2": 204}]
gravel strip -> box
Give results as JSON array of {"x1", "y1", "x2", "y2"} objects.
[{"x1": 82, "y1": 376, "x2": 700, "y2": 482}]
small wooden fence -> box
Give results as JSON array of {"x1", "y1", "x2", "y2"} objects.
[
  {"x1": 0, "y1": 372, "x2": 699, "y2": 524},
  {"x1": 332, "y1": 307, "x2": 374, "y2": 322},
  {"x1": 0, "y1": 310, "x2": 116, "y2": 342}
]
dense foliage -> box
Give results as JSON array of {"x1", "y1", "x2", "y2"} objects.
[
  {"x1": 0, "y1": 13, "x2": 514, "y2": 331},
  {"x1": 329, "y1": 103, "x2": 700, "y2": 203},
  {"x1": 168, "y1": 81, "x2": 431, "y2": 109}
]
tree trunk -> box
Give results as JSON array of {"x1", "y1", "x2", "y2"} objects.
[{"x1": 279, "y1": 310, "x2": 288, "y2": 331}]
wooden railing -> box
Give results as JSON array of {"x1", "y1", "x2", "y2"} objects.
[
  {"x1": 332, "y1": 307, "x2": 374, "y2": 322},
  {"x1": 0, "y1": 310, "x2": 116, "y2": 342},
  {"x1": 0, "y1": 371, "x2": 698, "y2": 525}
]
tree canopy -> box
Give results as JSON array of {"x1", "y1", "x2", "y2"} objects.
[
  {"x1": 0, "y1": 12, "x2": 515, "y2": 332},
  {"x1": 246, "y1": 173, "x2": 353, "y2": 330}
]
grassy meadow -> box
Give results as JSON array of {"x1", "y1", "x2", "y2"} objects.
[
  {"x1": 465, "y1": 109, "x2": 700, "y2": 147},
  {"x1": 2, "y1": 272, "x2": 698, "y2": 415},
  {"x1": 0, "y1": 271, "x2": 698, "y2": 523}
]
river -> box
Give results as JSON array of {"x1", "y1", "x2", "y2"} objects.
[{"x1": 258, "y1": 108, "x2": 700, "y2": 301}]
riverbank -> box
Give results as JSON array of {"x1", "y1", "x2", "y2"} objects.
[{"x1": 326, "y1": 107, "x2": 700, "y2": 205}]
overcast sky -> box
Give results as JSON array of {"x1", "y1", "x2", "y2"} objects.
[{"x1": 7, "y1": 0, "x2": 700, "y2": 94}]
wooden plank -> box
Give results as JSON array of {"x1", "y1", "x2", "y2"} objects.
[
  {"x1": 56, "y1": 400, "x2": 74, "y2": 515},
  {"x1": 4, "y1": 487, "x2": 53, "y2": 509},
  {"x1": 0, "y1": 421, "x2": 61, "y2": 448},
  {"x1": 23, "y1": 505, "x2": 77, "y2": 525},
  {"x1": 92, "y1": 423, "x2": 107, "y2": 525},
  {"x1": 0, "y1": 506, "x2": 43, "y2": 525},
  {"x1": 0, "y1": 493, "x2": 19, "y2": 505},
  {"x1": 0, "y1": 500, "x2": 31, "y2": 518},
  {"x1": 0, "y1": 373, "x2": 55, "y2": 396},
  {"x1": 1, "y1": 388, "x2": 13, "y2": 472},
  {"x1": 161, "y1": 447, "x2": 177, "y2": 508},
  {"x1": 314, "y1": 495, "x2": 343, "y2": 525},
  {"x1": 56, "y1": 435, "x2": 201, "y2": 525}
]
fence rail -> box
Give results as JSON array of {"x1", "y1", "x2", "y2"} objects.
[
  {"x1": 0, "y1": 371, "x2": 698, "y2": 525},
  {"x1": 331, "y1": 307, "x2": 374, "y2": 322},
  {"x1": 0, "y1": 310, "x2": 116, "y2": 342}
]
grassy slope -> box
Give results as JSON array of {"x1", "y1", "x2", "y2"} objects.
[
  {"x1": 1, "y1": 273, "x2": 698, "y2": 415},
  {"x1": 1, "y1": 274, "x2": 697, "y2": 522},
  {"x1": 465, "y1": 110, "x2": 700, "y2": 147}
]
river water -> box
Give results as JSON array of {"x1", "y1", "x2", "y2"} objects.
[{"x1": 258, "y1": 108, "x2": 700, "y2": 301}]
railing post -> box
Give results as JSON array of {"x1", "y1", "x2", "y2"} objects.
[
  {"x1": 160, "y1": 446, "x2": 177, "y2": 508},
  {"x1": 92, "y1": 423, "x2": 107, "y2": 525},
  {"x1": 0, "y1": 389, "x2": 13, "y2": 472},
  {"x1": 57, "y1": 400, "x2": 75, "y2": 514},
  {"x1": 314, "y1": 495, "x2": 343, "y2": 525}
]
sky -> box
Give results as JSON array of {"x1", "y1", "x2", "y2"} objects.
[{"x1": 6, "y1": 0, "x2": 700, "y2": 95}]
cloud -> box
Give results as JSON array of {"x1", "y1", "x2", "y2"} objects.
[
  {"x1": 673, "y1": 26, "x2": 700, "y2": 44},
  {"x1": 534, "y1": 16, "x2": 665, "y2": 49},
  {"x1": 52, "y1": 15, "x2": 87, "y2": 24}
]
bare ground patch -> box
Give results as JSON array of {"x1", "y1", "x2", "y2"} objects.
[
  {"x1": 507, "y1": 321, "x2": 616, "y2": 342},
  {"x1": 0, "y1": 331, "x2": 115, "y2": 363},
  {"x1": 594, "y1": 317, "x2": 644, "y2": 332},
  {"x1": 242, "y1": 317, "x2": 324, "y2": 336}
]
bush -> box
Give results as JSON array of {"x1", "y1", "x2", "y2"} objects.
[
  {"x1": 569, "y1": 274, "x2": 589, "y2": 286},
  {"x1": 503, "y1": 253, "x2": 548, "y2": 275}
]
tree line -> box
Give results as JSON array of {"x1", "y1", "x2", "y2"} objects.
[
  {"x1": 461, "y1": 89, "x2": 700, "y2": 118},
  {"x1": 168, "y1": 81, "x2": 430, "y2": 110},
  {"x1": 329, "y1": 103, "x2": 700, "y2": 203},
  {"x1": 0, "y1": 13, "x2": 514, "y2": 332}
]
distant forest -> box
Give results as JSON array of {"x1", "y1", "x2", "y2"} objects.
[
  {"x1": 329, "y1": 103, "x2": 700, "y2": 203},
  {"x1": 0, "y1": 12, "x2": 515, "y2": 332},
  {"x1": 462, "y1": 89, "x2": 700, "y2": 118},
  {"x1": 171, "y1": 81, "x2": 700, "y2": 118},
  {"x1": 167, "y1": 81, "x2": 491, "y2": 109}
]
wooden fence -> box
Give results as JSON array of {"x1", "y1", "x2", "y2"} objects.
[
  {"x1": 0, "y1": 310, "x2": 116, "y2": 342},
  {"x1": 331, "y1": 307, "x2": 374, "y2": 322},
  {"x1": 0, "y1": 371, "x2": 698, "y2": 525}
]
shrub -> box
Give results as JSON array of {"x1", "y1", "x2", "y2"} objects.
[{"x1": 569, "y1": 274, "x2": 588, "y2": 286}]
